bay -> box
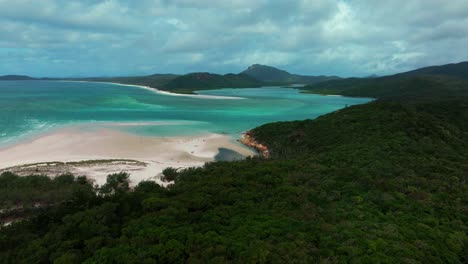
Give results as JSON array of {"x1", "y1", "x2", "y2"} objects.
[{"x1": 0, "y1": 81, "x2": 372, "y2": 146}]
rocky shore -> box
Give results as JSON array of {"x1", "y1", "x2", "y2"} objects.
[{"x1": 239, "y1": 131, "x2": 270, "y2": 158}]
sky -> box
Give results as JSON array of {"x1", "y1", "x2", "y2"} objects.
[{"x1": 0, "y1": 0, "x2": 467, "y2": 77}]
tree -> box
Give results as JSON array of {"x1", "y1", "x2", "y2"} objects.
[
  {"x1": 100, "y1": 172, "x2": 130, "y2": 196},
  {"x1": 161, "y1": 167, "x2": 179, "y2": 182}
]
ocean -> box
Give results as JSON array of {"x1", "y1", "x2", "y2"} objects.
[{"x1": 0, "y1": 81, "x2": 372, "y2": 146}]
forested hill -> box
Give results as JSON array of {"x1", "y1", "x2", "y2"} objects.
[
  {"x1": 303, "y1": 75, "x2": 468, "y2": 102},
  {"x1": 1, "y1": 63, "x2": 467, "y2": 263},
  {"x1": 248, "y1": 80, "x2": 468, "y2": 262},
  {"x1": 160, "y1": 72, "x2": 263, "y2": 93},
  {"x1": 302, "y1": 60, "x2": 468, "y2": 101},
  {"x1": 252, "y1": 99, "x2": 468, "y2": 160},
  {"x1": 66, "y1": 72, "x2": 262, "y2": 94},
  {"x1": 398, "y1": 61, "x2": 468, "y2": 79},
  {"x1": 242, "y1": 64, "x2": 340, "y2": 84},
  {"x1": 0, "y1": 64, "x2": 340, "y2": 93}
]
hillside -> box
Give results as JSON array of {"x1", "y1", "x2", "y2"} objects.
[
  {"x1": 398, "y1": 61, "x2": 468, "y2": 79},
  {"x1": 303, "y1": 75, "x2": 468, "y2": 103},
  {"x1": 303, "y1": 61, "x2": 468, "y2": 101},
  {"x1": 160, "y1": 72, "x2": 263, "y2": 93},
  {"x1": 242, "y1": 64, "x2": 340, "y2": 84},
  {"x1": 0, "y1": 75, "x2": 36, "y2": 81},
  {"x1": 252, "y1": 100, "x2": 468, "y2": 157}
]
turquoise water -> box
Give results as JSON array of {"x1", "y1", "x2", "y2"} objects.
[{"x1": 0, "y1": 81, "x2": 372, "y2": 146}]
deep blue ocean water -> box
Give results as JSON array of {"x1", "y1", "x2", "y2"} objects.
[{"x1": 0, "y1": 81, "x2": 372, "y2": 146}]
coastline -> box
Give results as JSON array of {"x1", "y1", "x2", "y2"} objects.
[
  {"x1": 0, "y1": 81, "x2": 289, "y2": 185},
  {"x1": 0, "y1": 125, "x2": 256, "y2": 185},
  {"x1": 239, "y1": 130, "x2": 270, "y2": 158},
  {"x1": 61, "y1": 80, "x2": 246, "y2": 100}
]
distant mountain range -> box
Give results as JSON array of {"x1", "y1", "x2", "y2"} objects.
[
  {"x1": 241, "y1": 64, "x2": 341, "y2": 84},
  {"x1": 2, "y1": 61, "x2": 468, "y2": 96},
  {"x1": 0, "y1": 75, "x2": 36, "y2": 80},
  {"x1": 0, "y1": 64, "x2": 341, "y2": 93}
]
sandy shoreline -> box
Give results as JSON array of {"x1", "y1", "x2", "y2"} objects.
[
  {"x1": 61, "y1": 80, "x2": 245, "y2": 100},
  {"x1": 111, "y1": 82, "x2": 246, "y2": 100},
  {"x1": 0, "y1": 125, "x2": 256, "y2": 185},
  {"x1": 0, "y1": 81, "x2": 253, "y2": 186}
]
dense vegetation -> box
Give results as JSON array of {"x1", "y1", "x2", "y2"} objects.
[
  {"x1": 160, "y1": 73, "x2": 263, "y2": 93},
  {"x1": 65, "y1": 72, "x2": 262, "y2": 94},
  {"x1": 242, "y1": 64, "x2": 340, "y2": 84},
  {"x1": 303, "y1": 75, "x2": 468, "y2": 102},
  {"x1": 398, "y1": 61, "x2": 468, "y2": 80},
  {"x1": 252, "y1": 100, "x2": 468, "y2": 158},
  {"x1": 1, "y1": 62, "x2": 467, "y2": 263},
  {"x1": 0, "y1": 173, "x2": 94, "y2": 226}
]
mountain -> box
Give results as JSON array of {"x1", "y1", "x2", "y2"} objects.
[
  {"x1": 398, "y1": 61, "x2": 468, "y2": 79},
  {"x1": 161, "y1": 72, "x2": 263, "y2": 93},
  {"x1": 242, "y1": 64, "x2": 291, "y2": 82},
  {"x1": 0, "y1": 75, "x2": 36, "y2": 80},
  {"x1": 242, "y1": 64, "x2": 341, "y2": 84}
]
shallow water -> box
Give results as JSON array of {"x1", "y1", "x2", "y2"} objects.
[{"x1": 0, "y1": 81, "x2": 372, "y2": 146}]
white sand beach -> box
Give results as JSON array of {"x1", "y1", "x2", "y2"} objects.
[
  {"x1": 0, "y1": 126, "x2": 255, "y2": 186},
  {"x1": 114, "y1": 83, "x2": 246, "y2": 100},
  {"x1": 65, "y1": 81, "x2": 246, "y2": 100}
]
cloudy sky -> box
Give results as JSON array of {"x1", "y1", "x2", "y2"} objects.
[{"x1": 1, "y1": 0, "x2": 467, "y2": 77}]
